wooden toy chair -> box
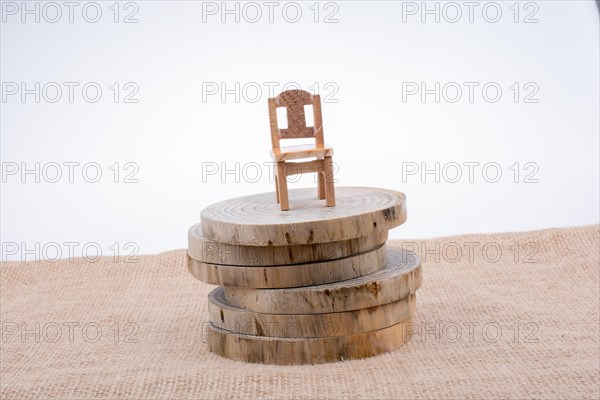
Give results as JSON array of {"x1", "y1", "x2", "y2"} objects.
[{"x1": 268, "y1": 89, "x2": 336, "y2": 211}]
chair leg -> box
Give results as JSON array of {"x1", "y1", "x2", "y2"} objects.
[
  {"x1": 276, "y1": 162, "x2": 289, "y2": 211},
  {"x1": 324, "y1": 156, "x2": 335, "y2": 207},
  {"x1": 317, "y1": 170, "x2": 325, "y2": 200},
  {"x1": 275, "y1": 173, "x2": 280, "y2": 204}
]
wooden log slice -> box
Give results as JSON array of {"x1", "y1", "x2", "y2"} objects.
[
  {"x1": 223, "y1": 248, "x2": 421, "y2": 314},
  {"x1": 188, "y1": 244, "x2": 386, "y2": 288},
  {"x1": 209, "y1": 286, "x2": 416, "y2": 337},
  {"x1": 188, "y1": 224, "x2": 388, "y2": 266},
  {"x1": 206, "y1": 317, "x2": 415, "y2": 365},
  {"x1": 200, "y1": 187, "x2": 407, "y2": 246}
]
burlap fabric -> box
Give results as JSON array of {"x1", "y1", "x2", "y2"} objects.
[{"x1": 1, "y1": 225, "x2": 598, "y2": 399}]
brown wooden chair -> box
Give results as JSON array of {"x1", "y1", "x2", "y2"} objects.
[{"x1": 268, "y1": 89, "x2": 335, "y2": 211}]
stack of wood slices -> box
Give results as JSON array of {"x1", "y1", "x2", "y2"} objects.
[{"x1": 187, "y1": 187, "x2": 422, "y2": 365}]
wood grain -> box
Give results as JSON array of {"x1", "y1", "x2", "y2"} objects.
[
  {"x1": 269, "y1": 90, "x2": 335, "y2": 211},
  {"x1": 270, "y1": 90, "x2": 317, "y2": 141},
  {"x1": 188, "y1": 225, "x2": 388, "y2": 266},
  {"x1": 209, "y1": 287, "x2": 416, "y2": 337},
  {"x1": 206, "y1": 317, "x2": 415, "y2": 365},
  {"x1": 188, "y1": 244, "x2": 386, "y2": 288},
  {"x1": 223, "y1": 248, "x2": 421, "y2": 314},
  {"x1": 270, "y1": 144, "x2": 333, "y2": 162},
  {"x1": 201, "y1": 187, "x2": 407, "y2": 246}
]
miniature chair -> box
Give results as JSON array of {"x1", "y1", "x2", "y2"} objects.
[{"x1": 268, "y1": 89, "x2": 335, "y2": 211}]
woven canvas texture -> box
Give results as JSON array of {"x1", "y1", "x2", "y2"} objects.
[{"x1": 1, "y1": 225, "x2": 599, "y2": 399}]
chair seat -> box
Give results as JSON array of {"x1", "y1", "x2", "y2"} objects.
[{"x1": 270, "y1": 144, "x2": 334, "y2": 162}]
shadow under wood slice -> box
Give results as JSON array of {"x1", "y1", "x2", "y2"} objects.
[
  {"x1": 188, "y1": 226, "x2": 388, "y2": 266},
  {"x1": 206, "y1": 317, "x2": 415, "y2": 365},
  {"x1": 187, "y1": 244, "x2": 387, "y2": 288},
  {"x1": 222, "y1": 248, "x2": 422, "y2": 314},
  {"x1": 209, "y1": 288, "x2": 417, "y2": 338}
]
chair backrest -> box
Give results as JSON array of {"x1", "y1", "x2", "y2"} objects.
[{"x1": 268, "y1": 89, "x2": 324, "y2": 149}]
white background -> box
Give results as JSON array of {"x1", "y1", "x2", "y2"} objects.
[{"x1": 1, "y1": 1, "x2": 599, "y2": 260}]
